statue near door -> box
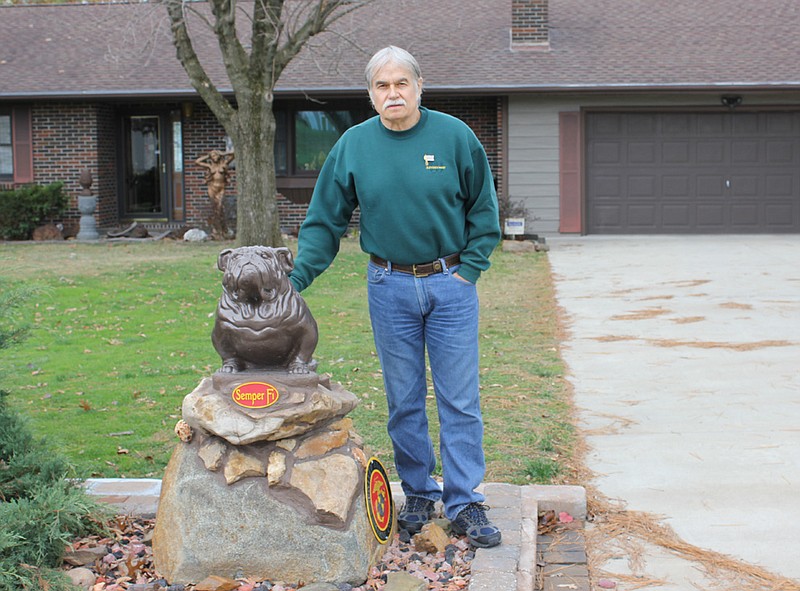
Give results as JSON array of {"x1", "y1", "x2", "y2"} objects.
[{"x1": 195, "y1": 149, "x2": 235, "y2": 239}]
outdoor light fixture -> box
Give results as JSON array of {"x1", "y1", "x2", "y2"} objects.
[{"x1": 721, "y1": 95, "x2": 743, "y2": 109}]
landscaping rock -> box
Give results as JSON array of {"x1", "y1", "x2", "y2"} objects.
[
  {"x1": 153, "y1": 442, "x2": 384, "y2": 585},
  {"x1": 412, "y1": 522, "x2": 451, "y2": 554},
  {"x1": 32, "y1": 222, "x2": 64, "y2": 241},
  {"x1": 66, "y1": 567, "x2": 96, "y2": 589},
  {"x1": 194, "y1": 575, "x2": 240, "y2": 591},
  {"x1": 153, "y1": 371, "x2": 388, "y2": 586},
  {"x1": 181, "y1": 373, "x2": 357, "y2": 446},
  {"x1": 63, "y1": 546, "x2": 107, "y2": 566},
  {"x1": 384, "y1": 571, "x2": 427, "y2": 591},
  {"x1": 182, "y1": 228, "x2": 208, "y2": 242},
  {"x1": 298, "y1": 584, "x2": 340, "y2": 591},
  {"x1": 501, "y1": 239, "x2": 537, "y2": 253}
]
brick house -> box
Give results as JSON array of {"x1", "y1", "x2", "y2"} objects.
[{"x1": 2, "y1": 0, "x2": 800, "y2": 236}]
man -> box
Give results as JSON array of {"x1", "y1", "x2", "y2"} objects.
[{"x1": 289, "y1": 46, "x2": 502, "y2": 548}]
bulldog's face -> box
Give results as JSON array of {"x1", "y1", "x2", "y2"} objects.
[{"x1": 217, "y1": 246, "x2": 295, "y2": 319}]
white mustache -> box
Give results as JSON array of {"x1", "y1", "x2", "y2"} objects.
[{"x1": 383, "y1": 98, "x2": 407, "y2": 109}]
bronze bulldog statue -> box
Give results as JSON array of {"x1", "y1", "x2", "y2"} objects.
[{"x1": 211, "y1": 246, "x2": 318, "y2": 374}]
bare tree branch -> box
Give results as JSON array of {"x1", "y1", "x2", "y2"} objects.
[
  {"x1": 163, "y1": 0, "x2": 236, "y2": 127},
  {"x1": 209, "y1": 0, "x2": 251, "y2": 95},
  {"x1": 273, "y1": 0, "x2": 371, "y2": 83},
  {"x1": 160, "y1": 0, "x2": 376, "y2": 246}
]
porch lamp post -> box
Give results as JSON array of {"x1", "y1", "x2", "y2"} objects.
[{"x1": 76, "y1": 169, "x2": 99, "y2": 241}]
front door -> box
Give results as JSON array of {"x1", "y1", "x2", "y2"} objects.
[{"x1": 122, "y1": 115, "x2": 165, "y2": 218}]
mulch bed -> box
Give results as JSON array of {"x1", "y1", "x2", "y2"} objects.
[{"x1": 65, "y1": 516, "x2": 475, "y2": 591}]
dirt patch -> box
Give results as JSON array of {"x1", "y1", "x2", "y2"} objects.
[
  {"x1": 637, "y1": 294, "x2": 675, "y2": 301},
  {"x1": 719, "y1": 302, "x2": 753, "y2": 310},
  {"x1": 670, "y1": 316, "x2": 706, "y2": 324},
  {"x1": 650, "y1": 338, "x2": 792, "y2": 351},
  {"x1": 589, "y1": 335, "x2": 793, "y2": 351},
  {"x1": 610, "y1": 307, "x2": 670, "y2": 321},
  {"x1": 581, "y1": 412, "x2": 637, "y2": 436},
  {"x1": 662, "y1": 279, "x2": 712, "y2": 288}
]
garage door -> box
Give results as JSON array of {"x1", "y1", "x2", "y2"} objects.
[{"x1": 586, "y1": 111, "x2": 800, "y2": 233}]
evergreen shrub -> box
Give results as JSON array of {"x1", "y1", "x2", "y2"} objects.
[{"x1": 0, "y1": 182, "x2": 68, "y2": 240}]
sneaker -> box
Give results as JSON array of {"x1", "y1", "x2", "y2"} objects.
[
  {"x1": 450, "y1": 503, "x2": 502, "y2": 548},
  {"x1": 397, "y1": 495, "x2": 436, "y2": 534}
]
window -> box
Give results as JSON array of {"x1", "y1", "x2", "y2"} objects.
[
  {"x1": 275, "y1": 102, "x2": 370, "y2": 178},
  {"x1": 0, "y1": 113, "x2": 12, "y2": 178},
  {"x1": 1, "y1": 107, "x2": 32, "y2": 184}
]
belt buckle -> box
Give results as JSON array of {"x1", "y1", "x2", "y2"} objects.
[{"x1": 412, "y1": 260, "x2": 442, "y2": 277}]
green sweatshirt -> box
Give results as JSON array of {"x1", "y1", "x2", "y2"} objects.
[{"x1": 289, "y1": 107, "x2": 501, "y2": 292}]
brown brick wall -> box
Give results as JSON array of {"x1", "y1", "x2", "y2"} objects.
[
  {"x1": 425, "y1": 96, "x2": 504, "y2": 197},
  {"x1": 512, "y1": 0, "x2": 549, "y2": 45},
  {"x1": 25, "y1": 96, "x2": 504, "y2": 235},
  {"x1": 183, "y1": 103, "x2": 230, "y2": 228},
  {"x1": 32, "y1": 103, "x2": 93, "y2": 231}
]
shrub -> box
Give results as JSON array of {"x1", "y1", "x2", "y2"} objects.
[
  {"x1": 0, "y1": 391, "x2": 108, "y2": 590},
  {"x1": 0, "y1": 182, "x2": 68, "y2": 240}
]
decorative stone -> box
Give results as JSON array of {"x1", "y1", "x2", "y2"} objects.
[
  {"x1": 66, "y1": 567, "x2": 96, "y2": 590},
  {"x1": 183, "y1": 228, "x2": 209, "y2": 242},
  {"x1": 501, "y1": 239, "x2": 537, "y2": 253},
  {"x1": 32, "y1": 223, "x2": 64, "y2": 241},
  {"x1": 384, "y1": 571, "x2": 427, "y2": 591},
  {"x1": 194, "y1": 575, "x2": 240, "y2": 591},
  {"x1": 412, "y1": 522, "x2": 451, "y2": 554},
  {"x1": 267, "y1": 450, "x2": 286, "y2": 486},
  {"x1": 174, "y1": 419, "x2": 193, "y2": 442},
  {"x1": 295, "y1": 428, "x2": 350, "y2": 459},
  {"x1": 351, "y1": 445, "x2": 369, "y2": 468},
  {"x1": 182, "y1": 373, "x2": 358, "y2": 446},
  {"x1": 289, "y1": 454, "x2": 360, "y2": 524},
  {"x1": 63, "y1": 546, "x2": 106, "y2": 566},
  {"x1": 277, "y1": 438, "x2": 296, "y2": 451},
  {"x1": 153, "y1": 442, "x2": 385, "y2": 585},
  {"x1": 223, "y1": 447, "x2": 267, "y2": 485},
  {"x1": 198, "y1": 437, "x2": 226, "y2": 471}
]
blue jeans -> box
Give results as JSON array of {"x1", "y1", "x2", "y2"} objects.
[{"x1": 367, "y1": 259, "x2": 486, "y2": 520}]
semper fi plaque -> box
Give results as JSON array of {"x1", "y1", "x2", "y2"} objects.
[{"x1": 230, "y1": 381, "x2": 280, "y2": 409}]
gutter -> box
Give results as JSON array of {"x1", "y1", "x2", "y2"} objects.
[{"x1": 3, "y1": 81, "x2": 800, "y2": 102}]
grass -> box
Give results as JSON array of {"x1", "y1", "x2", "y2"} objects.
[{"x1": 0, "y1": 237, "x2": 574, "y2": 484}]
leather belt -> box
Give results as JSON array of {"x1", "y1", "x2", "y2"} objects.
[{"x1": 370, "y1": 253, "x2": 461, "y2": 277}]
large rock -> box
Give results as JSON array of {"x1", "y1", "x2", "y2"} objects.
[
  {"x1": 153, "y1": 440, "x2": 385, "y2": 585},
  {"x1": 153, "y1": 372, "x2": 391, "y2": 586}
]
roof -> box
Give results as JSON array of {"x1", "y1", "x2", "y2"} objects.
[{"x1": 2, "y1": 0, "x2": 800, "y2": 100}]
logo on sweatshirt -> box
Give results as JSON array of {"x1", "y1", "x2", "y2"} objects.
[{"x1": 423, "y1": 153, "x2": 446, "y2": 171}]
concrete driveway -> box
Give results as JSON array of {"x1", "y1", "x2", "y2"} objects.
[{"x1": 547, "y1": 235, "x2": 800, "y2": 584}]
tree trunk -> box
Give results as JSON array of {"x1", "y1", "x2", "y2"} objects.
[{"x1": 232, "y1": 99, "x2": 284, "y2": 248}]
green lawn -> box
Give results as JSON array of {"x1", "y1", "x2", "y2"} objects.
[{"x1": 0, "y1": 238, "x2": 573, "y2": 484}]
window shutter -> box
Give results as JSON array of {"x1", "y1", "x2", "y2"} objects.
[
  {"x1": 12, "y1": 106, "x2": 33, "y2": 184},
  {"x1": 559, "y1": 111, "x2": 582, "y2": 233}
]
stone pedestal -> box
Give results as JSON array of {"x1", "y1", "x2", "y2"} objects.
[
  {"x1": 153, "y1": 371, "x2": 392, "y2": 585},
  {"x1": 76, "y1": 195, "x2": 99, "y2": 241}
]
